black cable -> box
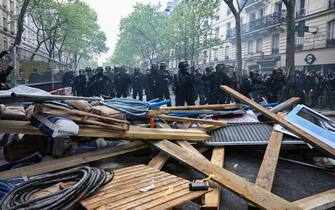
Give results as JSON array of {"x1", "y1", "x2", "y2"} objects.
[{"x1": 0, "y1": 166, "x2": 114, "y2": 210}]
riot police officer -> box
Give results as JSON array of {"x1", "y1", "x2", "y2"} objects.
[
  {"x1": 173, "y1": 61, "x2": 195, "y2": 106},
  {"x1": 89, "y1": 66, "x2": 112, "y2": 97},
  {"x1": 159, "y1": 62, "x2": 172, "y2": 105},
  {"x1": 210, "y1": 64, "x2": 233, "y2": 104},
  {"x1": 115, "y1": 66, "x2": 131, "y2": 98},
  {"x1": 73, "y1": 70, "x2": 87, "y2": 96},
  {"x1": 131, "y1": 67, "x2": 144, "y2": 100},
  {"x1": 147, "y1": 64, "x2": 164, "y2": 101}
]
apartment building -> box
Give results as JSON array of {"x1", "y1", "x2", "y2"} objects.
[
  {"x1": 0, "y1": 0, "x2": 51, "y2": 62},
  {"x1": 202, "y1": 0, "x2": 335, "y2": 74}
]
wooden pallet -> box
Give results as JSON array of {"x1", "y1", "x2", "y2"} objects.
[{"x1": 80, "y1": 164, "x2": 211, "y2": 210}]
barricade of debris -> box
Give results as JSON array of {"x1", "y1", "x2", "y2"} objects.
[{"x1": 0, "y1": 85, "x2": 334, "y2": 210}]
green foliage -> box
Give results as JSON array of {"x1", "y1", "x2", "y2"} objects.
[
  {"x1": 28, "y1": 0, "x2": 108, "y2": 66},
  {"x1": 108, "y1": 0, "x2": 219, "y2": 66},
  {"x1": 78, "y1": 58, "x2": 98, "y2": 69}
]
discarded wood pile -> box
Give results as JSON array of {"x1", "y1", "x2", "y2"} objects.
[{"x1": 0, "y1": 85, "x2": 334, "y2": 210}]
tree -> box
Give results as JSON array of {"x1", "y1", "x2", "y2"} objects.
[
  {"x1": 223, "y1": 0, "x2": 249, "y2": 77},
  {"x1": 110, "y1": 3, "x2": 170, "y2": 66},
  {"x1": 170, "y1": 0, "x2": 220, "y2": 65},
  {"x1": 28, "y1": 0, "x2": 108, "y2": 69},
  {"x1": 282, "y1": 0, "x2": 296, "y2": 95}
]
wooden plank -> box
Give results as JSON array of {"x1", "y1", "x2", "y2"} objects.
[
  {"x1": 202, "y1": 148, "x2": 225, "y2": 210},
  {"x1": 159, "y1": 103, "x2": 242, "y2": 110},
  {"x1": 96, "y1": 180, "x2": 189, "y2": 210},
  {"x1": 0, "y1": 141, "x2": 147, "y2": 179},
  {"x1": 148, "y1": 151, "x2": 170, "y2": 170},
  {"x1": 150, "y1": 140, "x2": 302, "y2": 210},
  {"x1": 292, "y1": 188, "x2": 335, "y2": 210},
  {"x1": 158, "y1": 115, "x2": 227, "y2": 127},
  {"x1": 87, "y1": 173, "x2": 171, "y2": 203},
  {"x1": 84, "y1": 176, "x2": 182, "y2": 209},
  {"x1": 255, "y1": 129, "x2": 283, "y2": 191},
  {"x1": 0, "y1": 120, "x2": 210, "y2": 141},
  {"x1": 220, "y1": 85, "x2": 335, "y2": 157},
  {"x1": 148, "y1": 122, "x2": 205, "y2": 170}
]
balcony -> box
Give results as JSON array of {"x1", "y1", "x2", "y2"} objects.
[
  {"x1": 242, "y1": 10, "x2": 286, "y2": 34},
  {"x1": 326, "y1": 38, "x2": 335, "y2": 47},
  {"x1": 295, "y1": 44, "x2": 304, "y2": 50},
  {"x1": 226, "y1": 11, "x2": 286, "y2": 38}
]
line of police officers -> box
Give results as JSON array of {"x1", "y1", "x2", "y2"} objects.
[{"x1": 63, "y1": 61, "x2": 288, "y2": 106}]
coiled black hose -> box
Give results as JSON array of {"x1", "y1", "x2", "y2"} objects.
[{"x1": 0, "y1": 166, "x2": 113, "y2": 210}]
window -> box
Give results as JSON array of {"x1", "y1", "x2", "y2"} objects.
[
  {"x1": 4, "y1": 39, "x2": 8, "y2": 49},
  {"x1": 3, "y1": 0, "x2": 7, "y2": 8},
  {"x1": 295, "y1": 32, "x2": 304, "y2": 50},
  {"x1": 329, "y1": 20, "x2": 335, "y2": 39},
  {"x1": 296, "y1": 0, "x2": 306, "y2": 17},
  {"x1": 10, "y1": 0, "x2": 14, "y2": 12},
  {"x1": 203, "y1": 51, "x2": 208, "y2": 64},
  {"x1": 214, "y1": 27, "x2": 220, "y2": 38},
  {"x1": 225, "y1": 46, "x2": 230, "y2": 59},
  {"x1": 259, "y1": 8, "x2": 264, "y2": 18},
  {"x1": 249, "y1": 12, "x2": 256, "y2": 22},
  {"x1": 274, "y1": 2, "x2": 282, "y2": 15},
  {"x1": 272, "y1": 34, "x2": 280, "y2": 53},
  {"x1": 256, "y1": 38, "x2": 263, "y2": 53},
  {"x1": 248, "y1": 40, "x2": 254, "y2": 54},
  {"x1": 327, "y1": 20, "x2": 335, "y2": 46},
  {"x1": 213, "y1": 49, "x2": 218, "y2": 61},
  {"x1": 226, "y1": 22, "x2": 232, "y2": 38},
  {"x1": 3, "y1": 16, "x2": 7, "y2": 31}
]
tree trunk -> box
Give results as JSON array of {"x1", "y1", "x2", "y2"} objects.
[
  {"x1": 284, "y1": 0, "x2": 296, "y2": 96},
  {"x1": 234, "y1": 14, "x2": 243, "y2": 78},
  {"x1": 14, "y1": 0, "x2": 31, "y2": 46}
]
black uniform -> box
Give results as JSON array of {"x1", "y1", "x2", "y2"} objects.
[
  {"x1": 147, "y1": 65, "x2": 165, "y2": 101},
  {"x1": 131, "y1": 68, "x2": 144, "y2": 100},
  {"x1": 159, "y1": 63, "x2": 172, "y2": 106},
  {"x1": 115, "y1": 67, "x2": 131, "y2": 98},
  {"x1": 73, "y1": 71, "x2": 87, "y2": 96},
  {"x1": 265, "y1": 69, "x2": 286, "y2": 103},
  {"x1": 209, "y1": 64, "x2": 233, "y2": 104},
  {"x1": 174, "y1": 61, "x2": 195, "y2": 106},
  {"x1": 193, "y1": 69, "x2": 203, "y2": 102},
  {"x1": 89, "y1": 67, "x2": 112, "y2": 96},
  {"x1": 201, "y1": 67, "x2": 213, "y2": 104}
]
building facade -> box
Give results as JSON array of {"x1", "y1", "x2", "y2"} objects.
[{"x1": 202, "y1": 0, "x2": 335, "y2": 74}]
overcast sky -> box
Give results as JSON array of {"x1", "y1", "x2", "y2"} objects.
[{"x1": 82, "y1": 0, "x2": 169, "y2": 64}]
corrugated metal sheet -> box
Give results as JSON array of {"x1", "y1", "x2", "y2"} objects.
[{"x1": 203, "y1": 122, "x2": 304, "y2": 146}]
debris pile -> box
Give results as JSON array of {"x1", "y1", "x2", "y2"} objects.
[{"x1": 0, "y1": 85, "x2": 334, "y2": 209}]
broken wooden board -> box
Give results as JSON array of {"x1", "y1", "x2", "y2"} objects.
[
  {"x1": 0, "y1": 120, "x2": 210, "y2": 141},
  {"x1": 159, "y1": 103, "x2": 242, "y2": 110},
  {"x1": 201, "y1": 147, "x2": 225, "y2": 210},
  {"x1": 220, "y1": 85, "x2": 335, "y2": 157},
  {"x1": 292, "y1": 188, "x2": 335, "y2": 210},
  {"x1": 150, "y1": 140, "x2": 302, "y2": 210},
  {"x1": 255, "y1": 128, "x2": 283, "y2": 191},
  {"x1": 0, "y1": 141, "x2": 147, "y2": 179},
  {"x1": 158, "y1": 115, "x2": 227, "y2": 127},
  {"x1": 80, "y1": 164, "x2": 211, "y2": 210}
]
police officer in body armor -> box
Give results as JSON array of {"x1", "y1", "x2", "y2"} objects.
[
  {"x1": 209, "y1": 64, "x2": 233, "y2": 104},
  {"x1": 173, "y1": 61, "x2": 195, "y2": 106},
  {"x1": 147, "y1": 64, "x2": 165, "y2": 101},
  {"x1": 115, "y1": 66, "x2": 131, "y2": 98},
  {"x1": 193, "y1": 68, "x2": 203, "y2": 103},
  {"x1": 131, "y1": 67, "x2": 144, "y2": 100},
  {"x1": 265, "y1": 68, "x2": 286, "y2": 103},
  {"x1": 73, "y1": 70, "x2": 87, "y2": 96},
  {"x1": 159, "y1": 62, "x2": 172, "y2": 106},
  {"x1": 89, "y1": 66, "x2": 112, "y2": 97},
  {"x1": 201, "y1": 66, "x2": 214, "y2": 104},
  {"x1": 105, "y1": 66, "x2": 115, "y2": 98}
]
